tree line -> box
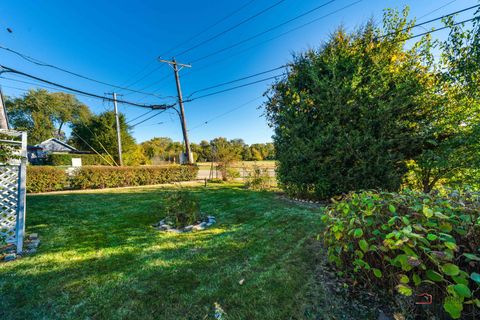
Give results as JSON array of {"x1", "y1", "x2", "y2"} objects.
[{"x1": 5, "y1": 90, "x2": 274, "y2": 165}]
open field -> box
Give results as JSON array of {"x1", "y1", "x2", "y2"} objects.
[
  {"x1": 0, "y1": 184, "x2": 336, "y2": 320},
  {"x1": 196, "y1": 160, "x2": 276, "y2": 171}
]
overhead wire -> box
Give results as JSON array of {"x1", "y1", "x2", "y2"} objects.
[
  {"x1": 187, "y1": 65, "x2": 286, "y2": 97},
  {"x1": 190, "y1": 0, "x2": 343, "y2": 63},
  {"x1": 185, "y1": 74, "x2": 284, "y2": 102},
  {"x1": 0, "y1": 64, "x2": 173, "y2": 109},
  {"x1": 189, "y1": 95, "x2": 264, "y2": 131},
  {"x1": 161, "y1": 0, "x2": 257, "y2": 57},
  {"x1": 126, "y1": 109, "x2": 156, "y2": 124},
  {"x1": 174, "y1": 0, "x2": 287, "y2": 58},
  {"x1": 417, "y1": 0, "x2": 458, "y2": 20},
  {"x1": 70, "y1": 131, "x2": 115, "y2": 166},
  {"x1": 0, "y1": 44, "x2": 166, "y2": 98},
  {"x1": 131, "y1": 109, "x2": 168, "y2": 128},
  {"x1": 187, "y1": 13, "x2": 479, "y2": 102},
  {"x1": 182, "y1": 0, "x2": 362, "y2": 76},
  {"x1": 379, "y1": 3, "x2": 480, "y2": 39}
]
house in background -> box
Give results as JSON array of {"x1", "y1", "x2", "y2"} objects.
[{"x1": 27, "y1": 138, "x2": 90, "y2": 164}]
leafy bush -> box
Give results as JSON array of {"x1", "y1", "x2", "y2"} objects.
[
  {"x1": 321, "y1": 190, "x2": 480, "y2": 319},
  {"x1": 245, "y1": 165, "x2": 271, "y2": 191},
  {"x1": 27, "y1": 166, "x2": 69, "y2": 193},
  {"x1": 162, "y1": 190, "x2": 202, "y2": 228},
  {"x1": 46, "y1": 153, "x2": 110, "y2": 166},
  {"x1": 70, "y1": 165, "x2": 198, "y2": 189}
]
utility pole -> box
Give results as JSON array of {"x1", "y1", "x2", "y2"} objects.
[
  {"x1": 158, "y1": 57, "x2": 193, "y2": 164},
  {"x1": 112, "y1": 92, "x2": 123, "y2": 166}
]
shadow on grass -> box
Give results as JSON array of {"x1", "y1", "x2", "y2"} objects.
[{"x1": 1, "y1": 186, "x2": 324, "y2": 319}]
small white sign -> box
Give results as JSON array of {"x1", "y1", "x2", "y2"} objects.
[{"x1": 71, "y1": 158, "x2": 82, "y2": 167}]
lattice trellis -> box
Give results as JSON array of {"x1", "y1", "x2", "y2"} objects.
[
  {"x1": 0, "y1": 129, "x2": 27, "y2": 253},
  {"x1": 0, "y1": 166, "x2": 20, "y2": 243}
]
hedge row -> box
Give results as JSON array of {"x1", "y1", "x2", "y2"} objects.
[
  {"x1": 46, "y1": 153, "x2": 110, "y2": 166},
  {"x1": 27, "y1": 166, "x2": 69, "y2": 193},
  {"x1": 26, "y1": 165, "x2": 198, "y2": 193}
]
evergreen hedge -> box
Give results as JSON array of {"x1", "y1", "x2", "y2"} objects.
[
  {"x1": 26, "y1": 165, "x2": 198, "y2": 193},
  {"x1": 27, "y1": 166, "x2": 69, "y2": 193},
  {"x1": 46, "y1": 153, "x2": 110, "y2": 166}
]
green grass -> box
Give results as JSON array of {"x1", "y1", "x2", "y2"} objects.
[{"x1": 0, "y1": 184, "x2": 325, "y2": 320}]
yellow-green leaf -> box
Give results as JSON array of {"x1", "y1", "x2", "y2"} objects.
[
  {"x1": 423, "y1": 206, "x2": 433, "y2": 218},
  {"x1": 359, "y1": 239, "x2": 369, "y2": 252},
  {"x1": 388, "y1": 204, "x2": 396, "y2": 213},
  {"x1": 441, "y1": 263, "x2": 460, "y2": 276},
  {"x1": 399, "y1": 274, "x2": 409, "y2": 284},
  {"x1": 396, "y1": 284, "x2": 413, "y2": 296},
  {"x1": 443, "y1": 296, "x2": 463, "y2": 319},
  {"x1": 372, "y1": 268, "x2": 382, "y2": 278}
]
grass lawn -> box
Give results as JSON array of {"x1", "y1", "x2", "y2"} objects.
[{"x1": 0, "y1": 184, "x2": 327, "y2": 320}]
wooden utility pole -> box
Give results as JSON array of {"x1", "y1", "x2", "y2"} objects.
[
  {"x1": 0, "y1": 87, "x2": 9, "y2": 129},
  {"x1": 158, "y1": 57, "x2": 193, "y2": 164},
  {"x1": 112, "y1": 92, "x2": 123, "y2": 166}
]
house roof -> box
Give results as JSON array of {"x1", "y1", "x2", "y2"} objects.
[{"x1": 36, "y1": 138, "x2": 78, "y2": 151}]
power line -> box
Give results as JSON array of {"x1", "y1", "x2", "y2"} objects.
[
  {"x1": 190, "y1": 0, "x2": 354, "y2": 63},
  {"x1": 188, "y1": 65, "x2": 286, "y2": 97},
  {"x1": 0, "y1": 76, "x2": 107, "y2": 101},
  {"x1": 0, "y1": 45, "x2": 166, "y2": 98},
  {"x1": 398, "y1": 16, "x2": 479, "y2": 42},
  {"x1": 186, "y1": 11, "x2": 479, "y2": 103},
  {"x1": 131, "y1": 109, "x2": 168, "y2": 128},
  {"x1": 117, "y1": 65, "x2": 164, "y2": 94},
  {"x1": 417, "y1": 0, "x2": 457, "y2": 20},
  {"x1": 175, "y1": 0, "x2": 287, "y2": 58},
  {"x1": 185, "y1": 74, "x2": 284, "y2": 102},
  {"x1": 189, "y1": 95, "x2": 264, "y2": 131},
  {"x1": 188, "y1": 2, "x2": 476, "y2": 79},
  {"x1": 379, "y1": 4, "x2": 480, "y2": 39},
  {"x1": 0, "y1": 64, "x2": 173, "y2": 109},
  {"x1": 126, "y1": 109, "x2": 156, "y2": 124},
  {"x1": 161, "y1": 0, "x2": 257, "y2": 57}
]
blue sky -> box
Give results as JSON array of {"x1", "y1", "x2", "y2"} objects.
[{"x1": 0, "y1": 0, "x2": 477, "y2": 144}]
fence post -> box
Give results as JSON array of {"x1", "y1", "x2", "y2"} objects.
[{"x1": 15, "y1": 131, "x2": 27, "y2": 254}]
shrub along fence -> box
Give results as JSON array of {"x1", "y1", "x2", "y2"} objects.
[
  {"x1": 46, "y1": 153, "x2": 110, "y2": 166},
  {"x1": 27, "y1": 165, "x2": 198, "y2": 193}
]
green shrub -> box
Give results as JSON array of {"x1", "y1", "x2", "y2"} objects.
[
  {"x1": 245, "y1": 165, "x2": 271, "y2": 191},
  {"x1": 70, "y1": 165, "x2": 198, "y2": 189},
  {"x1": 46, "y1": 153, "x2": 111, "y2": 166},
  {"x1": 27, "y1": 166, "x2": 69, "y2": 193},
  {"x1": 321, "y1": 189, "x2": 480, "y2": 319},
  {"x1": 161, "y1": 190, "x2": 202, "y2": 228}
]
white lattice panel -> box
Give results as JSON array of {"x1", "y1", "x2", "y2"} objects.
[{"x1": 0, "y1": 166, "x2": 19, "y2": 243}]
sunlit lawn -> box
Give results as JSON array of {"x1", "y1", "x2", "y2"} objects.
[{"x1": 0, "y1": 184, "x2": 324, "y2": 320}]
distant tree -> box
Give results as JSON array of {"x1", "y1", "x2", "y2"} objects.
[
  {"x1": 210, "y1": 137, "x2": 242, "y2": 180},
  {"x1": 70, "y1": 111, "x2": 135, "y2": 163},
  {"x1": 6, "y1": 89, "x2": 91, "y2": 144},
  {"x1": 141, "y1": 137, "x2": 174, "y2": 160}
]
